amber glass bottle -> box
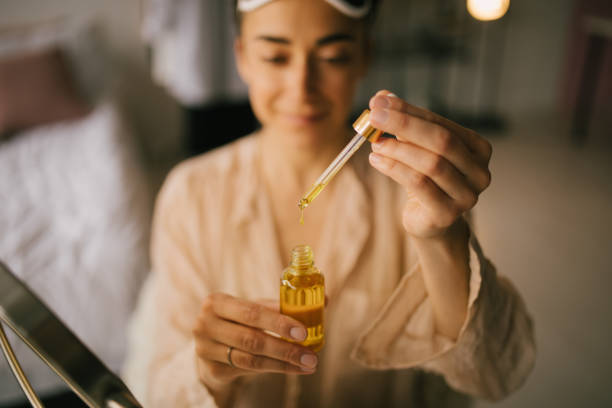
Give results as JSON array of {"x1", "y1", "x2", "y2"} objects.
[{"x1": 280, "y1": 245, "x2": 325, "y2": 351}]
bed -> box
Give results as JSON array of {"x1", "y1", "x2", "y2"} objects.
[{"x1": 0, "y1": 18, "x2": 151, "y2": 405}]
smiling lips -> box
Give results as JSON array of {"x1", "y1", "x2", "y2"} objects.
[{"x1": 283, "y1": 112, "x2": 328, "y2": 125}]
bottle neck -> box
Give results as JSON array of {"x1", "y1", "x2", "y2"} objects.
[{"x1": 290, "y1": 245, "x2": 314, "y2": 271}]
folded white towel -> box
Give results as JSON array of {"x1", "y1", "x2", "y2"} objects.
[{"x1": 142, "y1": 0, "x2": 246, "y2": 106}]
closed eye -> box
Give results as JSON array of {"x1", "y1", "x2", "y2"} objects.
[
  {"x1": 263, "y1": 56, "x2": 288, "y2": 64},
  {"x1": 322, "y1": 55, "x2": 351, "y2": 64}
]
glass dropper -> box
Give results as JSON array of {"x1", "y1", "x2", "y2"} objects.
[{"x1": 298, "y1": 109, "x2": 382, "y2": 216}]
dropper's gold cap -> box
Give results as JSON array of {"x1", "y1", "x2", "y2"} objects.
[{"x1": 353, "y1": 109, "x2": 382, "y2": 142}]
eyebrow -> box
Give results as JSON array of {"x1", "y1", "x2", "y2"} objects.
[
  {"x1": 255, "y1": 32, "x2": 356, "y2": 46},
  {"x1": 317, "y1": 33, "x2": 355, "y2": 45}
]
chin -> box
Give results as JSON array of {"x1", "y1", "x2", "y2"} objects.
[
  {"x1": 264, "y1": 114, "x2": 343, "y2": 149},
  {"x1": 285, "y1": 126, "x2": 327, "y2": 149}
]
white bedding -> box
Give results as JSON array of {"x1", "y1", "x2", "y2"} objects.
[{"x1": 0, "y1": 100, "x2": 151, "y2": 402}]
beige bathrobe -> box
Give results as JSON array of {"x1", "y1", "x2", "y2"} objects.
[{"x1": 132, "y1": 135, "x2": 535, "y2": 407}]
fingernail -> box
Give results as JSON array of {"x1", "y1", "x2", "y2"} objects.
[
  {"x1": 290, "y1": 327, "x2": 307, "y2": 341},
  {"x1": 372, "y1": 95, "x2": 390, "y2": 109},
  {"x1": 370, "y1": 109, "x2": 388, "y2": 125},
  {"x1": 300, "y1": 353, "x2": 317, "y2": 368},
  {"x1": 369, "y1": 152, "x2": 381, "y2": 165},
  {"x1": 387, "y1": 92, "x2": 398, "y2": 98}
]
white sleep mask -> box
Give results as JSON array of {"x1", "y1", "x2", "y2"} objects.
[{"x1": 237, "y1": 0, "x2": 373, "y2": 19}]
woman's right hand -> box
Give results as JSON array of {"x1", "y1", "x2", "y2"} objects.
[{"x1": 193, "y1": 293, "x2": 319, "y2": 390}]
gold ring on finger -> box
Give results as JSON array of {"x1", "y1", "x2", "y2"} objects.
[{"x1": 226, "y1": 345, "x2": 236, "y2": 368}]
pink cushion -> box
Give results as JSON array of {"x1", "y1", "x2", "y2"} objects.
[{"x1": 0, "y1": 47, "x2": 90, "y2": 138}]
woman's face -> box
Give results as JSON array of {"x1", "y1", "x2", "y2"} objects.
[{"x1": 235, "y1": 0, "x2": 369, "y2": 148}]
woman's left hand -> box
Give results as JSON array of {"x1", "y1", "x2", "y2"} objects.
[{"x1": 368, "y1": 90, "x2": 492, "y2": 239}]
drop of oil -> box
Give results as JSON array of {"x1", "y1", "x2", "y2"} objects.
[{"x1": 298, "y1": 198, "x2": 309, "y2": 225}]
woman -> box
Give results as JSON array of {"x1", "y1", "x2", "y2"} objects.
[{"x1": 130, "y1": 0, "x2": 535, "y2": 406}]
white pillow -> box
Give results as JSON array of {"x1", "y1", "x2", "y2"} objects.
[{"x1": 0, "y1": 99, "x2": 151, "y2": 402}]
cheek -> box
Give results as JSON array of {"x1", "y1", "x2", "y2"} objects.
[
  {"x1": 246, "y1": 66, "x2": 282, "y2": 110},
  {"x1": 320, "y1": 69, "x2": 360, "y2": 110}
]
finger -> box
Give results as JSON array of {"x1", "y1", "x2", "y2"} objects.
[
  {"x1": 369, "y1": 152, "x2": 459, "y2": 225},
  {"x1": 195, "y1": 340, "x2": 251, "y2": 378},
  {"x1": 208, "y1": 293, "x2": 307, "y2": 342},
  {"x1": 196, "y1": 338, "x2": 315, "y2": 375},
  {"x1": 369, "y1": 91, "x2": 492, "y2": 162},
  {"x1": 369, "y1": 92, "x2": 493, "y2": 169},
  {"x1": 370, "y1": 88, "x2": 398, "y2": 100},
  {"x1": 253, "y1": 299, "x2": 286, "y2": 339},
  {"x1": 255, "y1": 298, "x2": 279, "y2": 312},
  {"x1": 370, "y1": 103, "x2": 491, "y2": 192},
  {"x1": 229, "y1": 347, "x2": 316, "y2": 374},
  {"x1": 371, "y1": 138, "x2": 478, "y2": 210},
  {"x1": 210, "y1": 316, "x2": 318, "y2": 370}
]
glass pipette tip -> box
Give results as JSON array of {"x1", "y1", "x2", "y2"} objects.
[{"x1": 298, "y1": 109, "x2": 382, "y2": 212}]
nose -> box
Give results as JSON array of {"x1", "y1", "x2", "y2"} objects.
[{"x1": 288, "y1": 55, "x2": 318, "y2": 100}]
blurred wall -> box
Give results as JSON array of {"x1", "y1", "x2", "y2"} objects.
[
  {"x1": 358, "y1": 0, "x2": 575, "y2": 121},
  {"x1": 498, "y1": 0, "x2": 574, "y2": 117}
]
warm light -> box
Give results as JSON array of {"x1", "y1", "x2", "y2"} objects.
[{"x1": 467, "y1": 0, "x2": 510, "y2": 21}]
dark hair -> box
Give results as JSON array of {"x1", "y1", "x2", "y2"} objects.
[{"x1": 233, "y1": 0, "x2": 381, "y2": 34}]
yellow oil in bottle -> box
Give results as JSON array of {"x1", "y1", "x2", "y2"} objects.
[{"x1": 280, "y1": 245, "x2": 325, "y2": 351}]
